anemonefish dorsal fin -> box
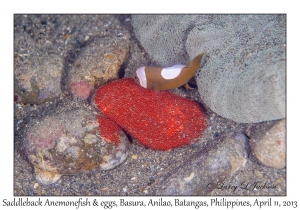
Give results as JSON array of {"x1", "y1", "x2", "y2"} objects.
[{"x1": 135, "y1": 52, "x2": 205, "y2": 90}]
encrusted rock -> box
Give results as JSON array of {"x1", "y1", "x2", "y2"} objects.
[
  {"x1": 64, "y1": 35, "x2": 130, "y2": 100},
  {"x1": 14, "y1": 32, "x2": 64, "y2": 104},
  {"x1": 251, "y1": 119, "x2": 286, "y2": 169},
  {"x1": 22, "y1": 106, "x2": 129, "y2": 185},
  {"x1": 156, "y1": 132, "x2": 249, "y2": 195}
]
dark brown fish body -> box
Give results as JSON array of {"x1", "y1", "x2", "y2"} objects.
[{"x1": 135, "y1": 53, "x2": 205, "y2": 90}]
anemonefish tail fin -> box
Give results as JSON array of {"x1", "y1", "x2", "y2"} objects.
[{"x1": 188, "y1": 52, "x2": 206, "y2": 70}]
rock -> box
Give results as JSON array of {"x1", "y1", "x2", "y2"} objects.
[
  {"x1": 34, "y1": 167, "x2": 62, "y2": 185},
  {"x1": 63, "y1": 35, "x2": 130, "y2": 100},
  {"x1": 156, "y1": 132, "x2": 249, "y2": 195},
  {"x1": 21, "y1": 106, "x2": 130, "y2": 185},
  {"x1": 14, "y1": 32, "x2": 64, "y2": 104},
  {"x1": 131, "y1": 15, "x2": 286, "y2": 123},
  {"x1": 93, "y1": 78, "x2": 207, "y2": 150},
  {"x1": 251, "y1": 119, "x2": 286, "y2": 169}
]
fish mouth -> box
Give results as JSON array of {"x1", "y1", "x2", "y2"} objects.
[{"x1": 133, "y1": 73, "x2": 138, "y2": 81}]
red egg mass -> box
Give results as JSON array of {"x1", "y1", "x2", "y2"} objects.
[
  {"x1": 97, "y1": 114, "x2": 122, "y2": 146},
  {"x1": 94, "y1": 78, "x2": 207, "y2": 150}
]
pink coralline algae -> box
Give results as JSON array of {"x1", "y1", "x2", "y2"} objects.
[
  {"x1": 94, "y1": 78, "x2": 207, "y2": 150},
  {"x1": 68, "y1": 80, "x2": 93, "y2": 100},
  {"x1": 29, "y1": 117, "x2": 63, "y2": 149}
]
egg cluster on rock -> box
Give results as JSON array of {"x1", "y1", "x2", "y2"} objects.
[{"x1": 94, "y1": 78, "x2": 207, "y2": 150}]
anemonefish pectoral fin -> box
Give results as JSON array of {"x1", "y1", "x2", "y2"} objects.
[
  {"x1": 183, "y1": 82, "x2": 198, "y2": 90},
  {"x1": 184, "y1": 83, "x2": 194, "y2": 90}
]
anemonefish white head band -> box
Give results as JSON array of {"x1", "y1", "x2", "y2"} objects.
[{"x1": 136, "y1": 66, "x2": 147, "y2": 88}]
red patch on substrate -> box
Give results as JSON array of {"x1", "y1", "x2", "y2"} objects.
[
  {"x1": 94, "y1": 78, "x2": 207, "y2": 150},
  {"x1": 68, "y1": 80, "x2": 92, "y2": 100},
  {"x1": 29, "y1": 118, "x2": 63, "y2": 149},
  {"x1": 97, "y1": 114, "x2": 121, "y2": 146}
]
